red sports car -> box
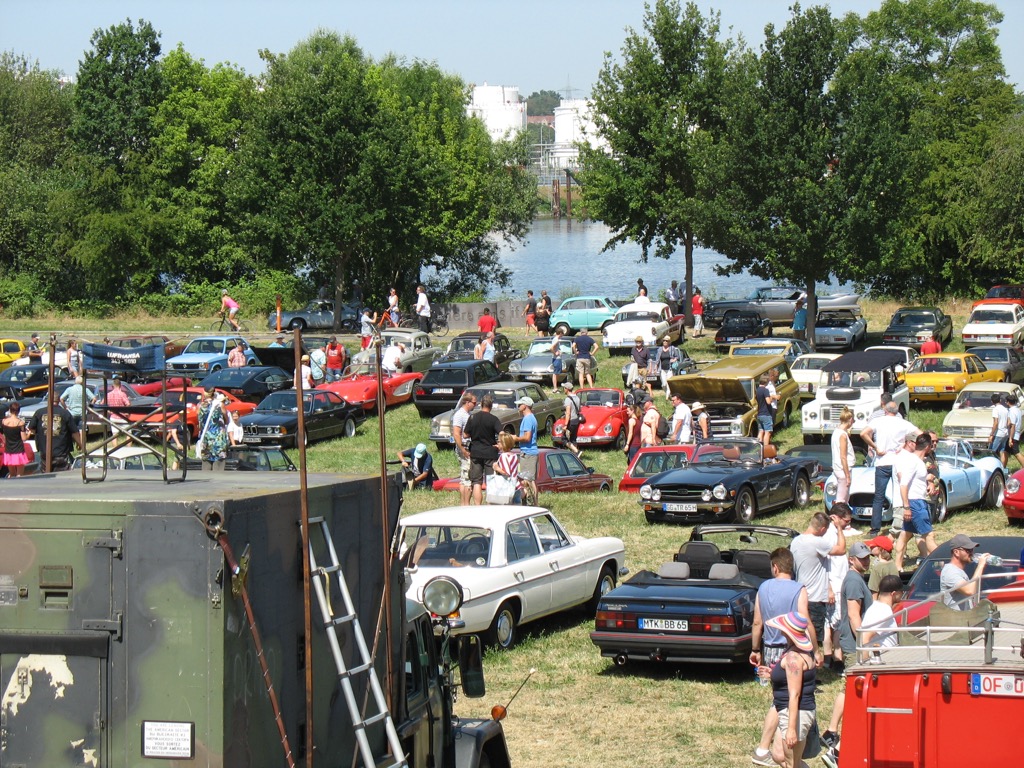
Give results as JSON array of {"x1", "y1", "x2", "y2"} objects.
[
  {"x1": 552, "y1": 388, "x2": 630, "y2": 450},
  {"x1": 317, "y1": 364, "x2": 423, "y2": 410},
  {"x1": 1005, "y1": 469, "x2": 1024, "y2": 523},
  {"x1": 130, "y1": 387, "x2": 257, "y2": 438},
  {"x1": 432, "y1": 448, "x2": 614, "y2": 493},
  {"x1": 131, "y1": 377, "x2": 190, "y2": 396},
  {"x1": 618, "y1": 444, "x2": 698, "y2": 492}
]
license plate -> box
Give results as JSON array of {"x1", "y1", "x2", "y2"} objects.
[
  {"x1": 727, "y1": 336, "x2": 742, "y2": 342},
  {"x1": 822, "y1": 422, "x2": 835, "y2": 430},
  {"x1": 981, "y1": 336, "x2": 1002, "y2": 343},
  {"x1": 527, "y1": 375, "x2": 544, "y2": 381},
  {"x1": 900, "y1": 336, "x2": 914, "y2": 342},
  {"x1": 639, "y1": 618, "x2": 689, "y2": 632},
  {"x1": 915, "y1": 386, "x2": 935, "y2": 393},
  {"x1": 577, "y1": 437, "x2": 592, "y2": 444},
  {"x1": 433, "y1": 387, "x2": 453, "y2": 394},
  {"x1": 664, "y1": 503, "x2": 697, "y2": 512},
  {"x1": 971, "y1": 673, "x2": 1024, "y2": 697},
  {"x1": 242, "y1": 436, "x2": 262, "y2": 443}
]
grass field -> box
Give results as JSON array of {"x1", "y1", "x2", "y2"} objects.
[{"x1": 10, "y1": 298, "x2": 1022, "y2": 767}]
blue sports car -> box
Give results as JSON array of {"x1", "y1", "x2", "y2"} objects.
[{"x1": 824, "y1": 438, "x2": 1006, "y2": 524}]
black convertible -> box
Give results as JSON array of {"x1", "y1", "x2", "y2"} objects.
[
  {"x1": 591, "y1": 524, "x2": 798, "y2": 665},
  {"x1": 714, "y1": 311, "x2": 773, "y2": 353},
  {"x1": 638, "y1": 437, "x2": 817, "y2": 524},
  {"x1": 240, "y1": 390, "x2": 365, "y2": 447}
]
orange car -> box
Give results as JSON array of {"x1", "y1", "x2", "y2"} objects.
[
  {"x1": 904, "y1": 352, "x2": 1004, "y2": 403},
  {"x1": 130, "y1": 387, "x2": 256, "y2": 438}
]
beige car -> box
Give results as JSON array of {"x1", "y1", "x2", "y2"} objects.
[
  {"x1": 428, "y1": 381, "x2": 563, "y2": 446},
  {"x1": 942, "y1": 381, "x2": 1024, "y2": 447},
  {"x1": 668, "y1": 355, "x2": 800, "y2": 437}
]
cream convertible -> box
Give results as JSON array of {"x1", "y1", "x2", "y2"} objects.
[{"x1": 401, "y1": 507, "x2": 627, "y2": 650}]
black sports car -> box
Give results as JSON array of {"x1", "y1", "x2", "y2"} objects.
[
  {"x1": 240, "y1": 390, "x2": 365, "y2": 447},
  {"x1": 0, "y1": 364, "x2": 70, "y2": 400},
  {"x1": 437, "y1": 332, "x2": 522, "y2": 371},
  {"x1": 198, "y1": 365, "x2": 293, "y2": 404},
  {"x1": 591, "y1": 524, "x2": 799, "y2": 665},
  {"x1": 638, "y1": 437, "x2": 816, "y2": 524},
  {"x1": 714, "y1": 312, "x2": 773, "y2": 353}
]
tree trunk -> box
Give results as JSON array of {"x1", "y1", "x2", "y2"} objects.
[
  {"x1": 805, "y1": 276, "x2": 817, "y2": 352},
  {"x1": 683, "y1": 230, "x2": 694, "y2": 327},
  {"x1": 332, "y1": 255, "x2": 348, "y2": 332}
]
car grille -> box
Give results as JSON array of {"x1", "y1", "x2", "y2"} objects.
[
  {"x1": 653, "y1": 485, "x2": 708, "y2": 503},
  {"x1": 849, "y1": 492, "x2": 884, "y2": 510},
  {"x1": 944, "y1": 426, "x2": 984, "y2": 439},
  {"x1": 824, "y1": 405, "x2": 848, "y2": 420}
]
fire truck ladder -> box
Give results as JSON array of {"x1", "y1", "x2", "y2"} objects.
[{"x1": 307, "y1": 515, "x2": 408, "y2": 768}]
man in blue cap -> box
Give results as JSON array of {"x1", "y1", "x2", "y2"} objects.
[{"x1": 397, "y1": 443, "x2": 435, "y2": 490}]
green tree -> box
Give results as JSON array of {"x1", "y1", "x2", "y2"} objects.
[
  {"x1": 526, "y1": 89, "x2": 560, "y2": 115},
  {"x1": 580, "y1": 0, "x2": 736, "y2": 319}
]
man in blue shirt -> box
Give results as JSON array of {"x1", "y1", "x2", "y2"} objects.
[
  {"x1": 268, "y1": 334, "x2": 286, "y2": 348},
  {"x1": 515, "y1": 396, "x2": 539, "y2": 504},
  {"x1": 792, "y1": 299, "x2": 807, "y2": 340},
  {"x1": 572, "y1": 328, "x2": 598, "y2": 387},
  {"x1": 397, "y1": 443, "x2": 435, "y2": 490}
]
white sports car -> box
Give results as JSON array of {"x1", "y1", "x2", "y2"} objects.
[
  {"x1": 602, "y1": 302, "x2": 684, "y2": 355},
  {"x1": 823, "y1": 438, "x2": 1006, "y2": 525},
  {"x1": 401, "y1": 506, "x2": 627, "y2": 649}
]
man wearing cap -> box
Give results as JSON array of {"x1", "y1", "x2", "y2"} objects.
[
  {"x1": 627, "y1": 337, "x2": 650, "y2": 396},
  {"x1": 792, "y1": 299, "x2": 807, "y2": 340},
  {"x1": 397, "y1": 443, "x2": 435, "y2": 490},
  {"x1": 940, "y1": 534, "x2": 993, "y2": 610},
  {"x1": 866, "y1": 534, "x2": 899, "y2": 598},
  {"x1": 561, "y1": 381, "x2": 584, "y2": 458},
  {"x1": 227, "y1": 341, "x2": 246, "y2": 368},
  {"x1": 60, "y1": 376, "x2": 95, "y2": 448},
  {"x1": 324, "y1": 337, "x2": 346, "y2": 382},
  {"x1": 27, "y1": 393, "x2": 75, "y2": 470},
  {"x1": 860, "y1": 401, "x2": 917, "y2": 537},
  {"x1": 451, "y1": 392, "x2": 477, "y2": 505},
  {"x1": 514, "y1": 396, "x2": 539, "y2": 504},
  {"x1": 26, "y1": 333, "x2": 43, "y2": 363},
  {"x1": 572, "y1": 329, "x2": 597, "y2": 388},
  {"x1": 822, "y1": 540, "x2": 874, "y2": 749},
  {"x1": 791, "y1": 511, "x2": 847, "y2": 650},
  {"x1": 269, "y1": 334, "x2": 286, "y2": 348},
  {"x1": 893, "y1": 432, "x2": 938, "y2": 570}
]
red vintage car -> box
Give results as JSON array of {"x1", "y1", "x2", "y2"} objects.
[
  {"x1": 432, "y1": 447, "x2": 614, "y2": 493},
  {"x1": 129, "y1": 387, "x2": 257, "y2": 438},
  {"x1": 551, "y1": 388, "x2": 630, "y2": 450},
  {"x1": 971, "y1": 284, "x2": 1024, "y2": 309},
  {"x1": 618, "y1": 444, "x2": 698, "y2": 492},
  {"x1": 1005, "y1": 468, "x2": 1024, "y2": 523},
  {"x1": 131, "y1": 377, "x2": 190, "y2": 396},
  {"x1": 317, "y1": 364, "x2": 423, "y2": 410}
]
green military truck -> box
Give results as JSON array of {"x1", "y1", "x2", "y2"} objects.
[{"x1": 0, "y1": 471, "x2": 509, "y2": 768}]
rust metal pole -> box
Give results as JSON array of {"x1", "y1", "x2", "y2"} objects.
[
  {"x1": 565, "y1": 168, "x2": 573, "y2": 219},
  {"x1": 44, "y1": 333, "x2": 56, "y2": 473},
  {"x1": 374, "y1": 333, "x2": 395, "y2": 713},
  {"x1": 292, "y1": 329, "x2": 314, "y2": 765}
]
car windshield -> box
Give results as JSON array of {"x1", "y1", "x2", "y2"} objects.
[
  {"x1": 986, "y1": 286, "x2": 1024, "y2": 299},
  {"x1": 342, "y1": 363, "x2": 379, "y2": 377},
  {"x1": 580, "y1": 390, "x2": 621, "y2": 407},
  {"x1": 381, "y1": 334, "x2": 411, "y2": 347},
  {"x1": 953, "y1": 390, "x2": 1003, "y2": 409},
  {"x1": 202, "y1": 369, "x2": 253, "y2": 385},
  {"x1": 631, "y1": 450, "x2": 689, "y2": 477},
  {"x1": 528, "y1": 340, "x2": 571, "y2": 356},
  {"x1": 615, "y1": 311, "x2": 659, "y2": 322},
  {"x1": 818, "y1": 313, "x2": 857, "y2": 327},
  {"x1": 0, "y1": 367, "x2": 36, "y2": 383},
  {"x1": 908, "y1": 357, "x2": 962, "y2": 374},
  {"x1": 905, "y1": 552, "x2": 1021, "y2": 601},
  {"x1": 892, "y1": 312, "x2": 935, "y2": 325},
  {"x1": 824, "y1": 371, "x2": 882, "y2": 388},
  {"x1": 722, "y1": 314, "x2": 760, "y2": 328},
  {"x1": 969, "y1": 309, "x2": 1015, "y2": 324},
  {"x1": 732, "y1": 346, "x2": 785, "y2": 356},
  {"x1": 792, "y1": 357, "x2": 831, "y2": 371},
  {"x1": 691, "y1": 441, "x2": 762, "y2": 464},
  {"x1": 401, "y1": 525, "x2": 491, "y2": 567},
  {"x1": 446, "y1": 337, "x2": 477, "y2": 354},
  {"x1": 972, "y1": 348, "x2": 1008, "y2": 363},
  {"x1": 257, "y1": 392, "x2": 307, "y2": 412},
  {"x1": 422, "y1": 368, "x2": 468, "y2": 386},
  {"x1": 183, "y1": 339, "x2": 226, "y2": 355}
]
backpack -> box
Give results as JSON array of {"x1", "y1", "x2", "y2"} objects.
[{"x1": 656, "y1": 412, "x2": 670, "y2": 440}]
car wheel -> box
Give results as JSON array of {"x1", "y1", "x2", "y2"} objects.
[
  {"x1": 586, "y1": 566, "x2": 616, "y2": 613},
  {"x1": 343, "y1": 417, "x2": 356, "y2": 438},
  {"x1": 898, "y1": 404, "x2": 907, "y2": 418},
  {"x1": 289, "y1": 318, "x2": 306, "y2": 330},
  {"x1": 931, "y1": 484, "x2": 949, "y2": 524},
  {"x1": 554, "y1": 323, "x2": 570, "y2": 336},
  {"x1": 544, "y1": 415, "x2": 555, "y2": 435},
  {"x1": 781, "y1": 403, "x2": 792, "y2": 429},
  {"x1": 793, "y1": 473, "x2": 811, "y2": 508},
  {"x1": 984, "y1": 471, "x2": 1005, "y2": 508},
  {"x1": 210, "y1": 365, "x2": 221, "y2": 373},
  {"x1": 486, "y1": 601, "x2": 519, "y2": 650},
  {"x1": 599, "y1": 482, "x2": 611, "y2": 492},
  {"x1": 404, "y1": 366, "x2": 413, "y2": 374},
  {"x1": 615, "y1": 428, "x2": 627, "y2": 451},
  {"x1": 734, "y1": 487, "x2": 757, "y2": 524}
]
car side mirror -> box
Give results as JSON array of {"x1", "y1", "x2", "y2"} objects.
[
  {"x1": 587, "y1": 467, "x2": 595, "y2": 474},
  {"x1": 458, "y1": 634, "x2": 486, "y2": 698}
]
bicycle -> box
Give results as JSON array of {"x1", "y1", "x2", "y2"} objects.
[
  {"x1": 400, "y1": 308, "x2": 449, "y2": 336},
  {"x1": 210, "y1": 311, "x2": 250, "y2": 334}
]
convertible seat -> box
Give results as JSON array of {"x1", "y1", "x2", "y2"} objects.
[
  {"x1": 722, "y1": 446, "x2": 741, "y2": 461},
  {"x1": 763, "y1": 444, "x2": 778, "y2": 459},
  {"x1": 733, "y1": 550, "x2": 772, "y2": 580},
  {"x1": 658, "y1": 562, "x2": 691, "y2": 579},
  {"x1": 708, "y1": 563, "x2": 740, "y2": 580},
  {"x1": 673, "y1": 541, "x2": 722, "y2": 578}
]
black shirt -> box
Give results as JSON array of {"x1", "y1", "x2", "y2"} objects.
[
  {"x1": 30, "y1": 405, "x2": 73, "y2": 463},
  {"x1": 465, "y1": 410, "x2": 501, "y2": 462}
]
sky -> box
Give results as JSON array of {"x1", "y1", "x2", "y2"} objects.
[{"x1": 4, "y1": 0, "x2": 1024, "y2": 96}]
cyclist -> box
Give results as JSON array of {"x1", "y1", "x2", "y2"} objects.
[{"x1": 220, "y1": 290, "x2": 241, "y2": 332}]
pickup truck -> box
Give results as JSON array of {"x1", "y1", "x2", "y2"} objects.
[{"x1": 602, "y1": 302, "x2": 685, "y2": 355}]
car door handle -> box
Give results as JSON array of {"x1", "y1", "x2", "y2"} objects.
[
  {"x1": 514, "y1": 570, "x2": 524, "y2": 582},
  {"x1": 550, "y1": 561, "x2": 560, "y2": 572}
]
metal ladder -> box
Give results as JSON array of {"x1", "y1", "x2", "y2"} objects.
[{"x1": 307, "y1": 515, "x2": 408, "y2": 768}]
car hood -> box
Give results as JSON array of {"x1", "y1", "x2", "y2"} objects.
[
  {"x1": 943, "y1": 408, "x2": 991, "y2": 427},
  {"x1": 648, "y1": 463, "x2": 758, "y2": 485},
  {"x1": 241, "y1": 412, "x2": 300, "y2": 427},
  {"x1": 668, "y1": 377, "x2": 750, "y2": 405},
  {"x1": 514, "y1": 354, "x2": 559, "y2": 370},
  {"x1": 603, "y1": 577, "x2": 751, "y2": 604},
  {"x1": 167, "y1": 352, "x2": 224, "y2": 364}
]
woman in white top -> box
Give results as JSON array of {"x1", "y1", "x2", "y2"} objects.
[
  {"x1": 227, "y1": 410, "x2": 244, "y2": 446},
  {"x1": 831, "y1": 407, "x2": 855, "y2": 503}
]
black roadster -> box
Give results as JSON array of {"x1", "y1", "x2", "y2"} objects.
[
  {"x1": 713, "y1": 311, "x2": 773, "y2": 353},
  {"x1": 638, "y1": 437, "x2": 816, "y2": 524}
]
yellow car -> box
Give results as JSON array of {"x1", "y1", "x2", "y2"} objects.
[
  {"x1": 0, "y1": 339, "x2": 26, "y2": 372},
  {"x1": 904, "y1": 352, "x2": 1003, "y2": 403}
]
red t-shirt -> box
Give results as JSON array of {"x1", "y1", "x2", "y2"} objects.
[
  {"x1": 919, "y1": 339, "x2": 942, "y2": 355},
  {"x1": 325, "y1": 343, "x2": 346, "y2": 370},
  {"x1": 478, "y1": 314, "x2": 498, "y2": 334},
  {"x1": 691, "y1": 295, "x2": 704, "y2": 315}
]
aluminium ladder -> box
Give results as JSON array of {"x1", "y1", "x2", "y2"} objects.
[{"x1": 307, "y1": 515, "x2": 408, "y2": 768}]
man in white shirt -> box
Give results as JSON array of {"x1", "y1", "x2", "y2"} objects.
[
  {"x1": 415, "y1": 285, "x2": 431, "y2": 333},
  {"x1": 990, "y1": 392, "x2": 1010, "y2": 466},
  {"x1": 1007, "y1": 393, "x2": 1023, "y2": 469},
  {"x1": 861, "y1": 574, "x2": 903, "y2": 653},
  {"x1": 670, "y1": 393, "x2": 691, "y2": 443},
  {"x1": 381, "y1": 343, "x2": 404, "y2": 375},
  {"x1": 893, "y1": 433, "x2": 937, "y2": 570},
  {"x1": 860, "y1": 401, "x2": 917, "y2": 537},
  {"x1": 822, "y1": 502, "x2": 854, "y2": 664}
]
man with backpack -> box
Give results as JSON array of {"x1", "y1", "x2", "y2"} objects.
[
  {"x1": 641, "y1": 399, "x2": 668, "y2": 447},
  {"x1": 561, "y1": 381, "x2": 585, "y2": 459}
]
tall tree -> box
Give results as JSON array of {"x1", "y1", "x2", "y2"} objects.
[
  {"x1": 526, "y1": 89, "x2": 560, "y2": 115},
  {"x1": 580, "y1": 0, "x2": 735, "y2": 320}
]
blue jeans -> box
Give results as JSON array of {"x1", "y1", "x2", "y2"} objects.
[
  {"x1": 872, "y1": 464, "x2": 893, "y2": 532},
  {"x1": 325, "y1": 368, "x2": 342, "y2": 383}
]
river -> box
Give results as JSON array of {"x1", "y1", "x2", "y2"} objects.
[{"x1": 490, "y1": 218, "x2": 845, "y2": 302}]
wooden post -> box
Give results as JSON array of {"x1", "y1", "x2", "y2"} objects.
[{"x1": 565, "y1": 169, "x2": 572, "y2": 219}]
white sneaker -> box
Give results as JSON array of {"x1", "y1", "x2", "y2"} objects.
[{"x1": 750, "y1": 748, "x2": 775, "y2": 766}]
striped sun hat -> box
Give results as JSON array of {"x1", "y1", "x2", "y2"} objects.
[{"x1": 766, "y1": 611, "x2": 813, "y2": 652}]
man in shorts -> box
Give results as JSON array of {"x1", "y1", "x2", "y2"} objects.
[
  {"x1": 561, "y1": 381, "x2": 584, "y2": 458},
  {"x1": 893, "y1": 432, "x2": 937, "y2": 570},
  {"x1": 572, "y1": 328, "x2": 598, "y2": 387},
  {"x1": 691, "y1": 287, "x2": 705, "y2": 337},
  {"x1": 990, "y1": 392, "x2": 1011, "y2": 467},
  {"x1": 522, "y1": 290, "x2": 538, "y2": 335},
  {"x1": 450, "y1": 392, "x2": 476, "y2": 505},
  {"x1": 1007, "y1": 394, "x2": 1023, "y2": 469},
  {"x1": 465, "y1": 395, "x2": 501, "y2": 505},
  {"x1": 515, "y1": 395, "x2": 539, "y2": 504}
]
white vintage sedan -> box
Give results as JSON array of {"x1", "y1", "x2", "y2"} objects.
[
  {"x1": 401, "y1": 506, "x2": 627, "y2": 649},
  {"x1": 962, "y1": 302, "x2": 1024, "y2": 348},
  {"x1": 602, "y1": 301, "x2": 684, "y2": 355}
]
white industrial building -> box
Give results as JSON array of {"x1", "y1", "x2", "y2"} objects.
[
  {"x1": 467, "y1": 83, "x2": 527, "y2": 142},
  {"x1": 548, "y1": 98, "x2": 607, "y2": 169}
]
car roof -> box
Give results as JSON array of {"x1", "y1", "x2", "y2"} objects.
[
  {"x1": 427, "y1": 360, "x2": 485, "y2": 369},
  {"x1": 914, "y1": 352, "x2": 973, "y2": 359},
  {"x1": 823, "y1": 349, "x2": 904, "y2": 372},
  {"x1": 467, "y1": 381, "x2": 534, "y2": 392},
  {"x1": 959, "y1": 382, "x2": 1022, "y2": 392},
  {"x1": 971, "y1": 302, "x2": 1020, "y2": 311},
  {"x1": 401, "y1": 505, "x2": 552, "y2": 528},
  {"x1": 891, "y1": 306, "x2": 941, "y2": 313},
  {"x1": 617, "y1": 301, "x2": 668, "y2": 312},
  {"x1": 697, "y1": 355, "x2": 788, "y2": 376}
]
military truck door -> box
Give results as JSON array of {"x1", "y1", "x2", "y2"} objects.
[{"x1": 1, "y1": 526, "x2": 120, "y2": 767}]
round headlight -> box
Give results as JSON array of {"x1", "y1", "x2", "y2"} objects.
[
  {"x1": 422, "y1": 576, "x2": 464, "y2": 616},
  {"x1": 855, "y1": 411, "x2": 866, "y2": 421},
  {"x1": 509, "y1": 361, "x2": 520, "y2": 372},
  {"x1": 701, "y1": 488, "x2": 713, "y2": 502},
  {"x1": 730, "y1": 422, "x2": 742, "y2": 435},
  {"x1": 651, "y1": 488, "x2": 661, "y2": 501},
  {"x1": 546, "y1": 365, "x2": 554, "y2": 373},
  {"x1": 1008, "y1": 478, "x2": 1021, "y2": 495},
  {"x1": 603, "y1": 423, "x2": 613, "y2": 435},
  {"x1": 825, "y1": 480, "x2": 838, "y2": 496},
  {"x1": 640, "y1": 485, "x2": 652, "y2": 500},
  {"x1": 713, "y1": 483, "x2": 727, "y2": 500},
  {"x1": 808, "y1": 412, "x2": 818, "y2": 421}
]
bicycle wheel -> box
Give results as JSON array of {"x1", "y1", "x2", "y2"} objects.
[
  {"x1": 399, "y1": 316, "x2": 418, "y2": 330},
  {"x1": 432, "y1": 316, "x2": 449, "y2": 337},
  {"x1": 235, "y1": 319, "x2": 250, "y2": 334},
  {"x1": 209, "y1": 319, "x2": 227, "y2": 332}
]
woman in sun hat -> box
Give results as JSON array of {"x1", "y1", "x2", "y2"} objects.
[
  {"x1": 764, "y1": 611, "x2": 818, "y2": 768},
  {"x1": 691, "y1": 401, "x2": 710, "y2": 445}
]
